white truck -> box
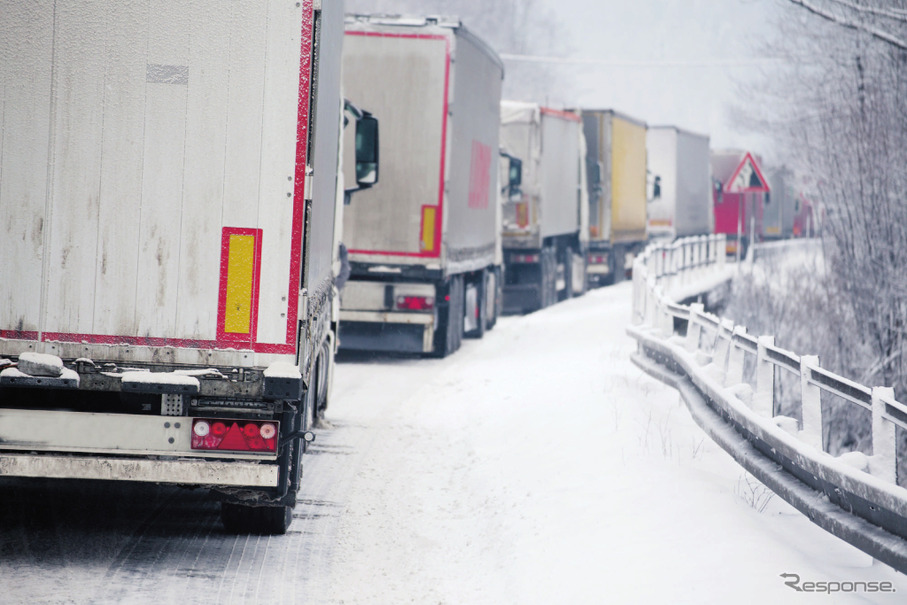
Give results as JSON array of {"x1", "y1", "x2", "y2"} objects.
[
  {"x1": 499, "y1": 102, "x2": 588, "y2": 313},
  {"x1": 0, "y1": 0, "x2": 376, "y2": 534},
  {"x1": 646, "y1": 126, "x2": 713, "y2": 242},
  {"x1": 338, "y1": 15, "x2": 504, "y2": 356}
]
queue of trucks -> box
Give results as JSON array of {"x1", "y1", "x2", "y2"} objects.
[{"x1": 0, "y1": 6, "x2": 812, "y2": 534}]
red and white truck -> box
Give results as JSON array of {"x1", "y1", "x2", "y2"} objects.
[
  {"x1": 0, "y1": 0, "x2": 376, "y2": 534},
  {"x1": 338, "y1": 15, "x2": 504, "y2": 356},
  {"x1": 499, "y1": 102, "x2": 588, "y2": 312}
]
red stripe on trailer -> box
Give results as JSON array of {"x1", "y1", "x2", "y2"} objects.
[
  {"x1": 468, "y1": 140, "x2": 492, "y2": 209},
  {"x1": 0, "y1": 330, "x2": 39, "y2": 341},
  {"x1": 540, "y1": 107, "x2": 581, "y2": 123},
  {"x1": 286, "y1": 0, "x2": 315, "y2": 348},
  {"x1": 345, "y1": 30, "x2": 450, "y2": 259}
]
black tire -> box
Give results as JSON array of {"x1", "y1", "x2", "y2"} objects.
[
  {"x1": 313, "y1": 340, "x2": 330, "y2": 422},
  {"x1": 432, "y1": 275, "x2": 464, "y2": 357},
  {"x1": 221, "y1": 502, "x2": 293, "y2": 535},
  {"x1": 561, "y1": 247, "x2": 574, "y2": 301},
  {"x1": 453, "y1": 275, "x2": 464, "y2": 351},
  {"x1": 539, "y1": 248, "x2": 550, "y2": 309},
  {"x1": 486, "y1": 268, "x2": 499, "y2": 330},
  {"x1": 610, "y1": 245, "x2": 623, "y2": 285},
  {"x1": 465, "y1": 271, "x2": 487, "y2": 339}
]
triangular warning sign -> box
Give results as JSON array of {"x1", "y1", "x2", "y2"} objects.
[{"x1": 727, "y1": 152, "x2": 770, "y2": 193}]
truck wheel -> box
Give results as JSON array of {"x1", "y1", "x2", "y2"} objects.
[
  {"x1": 485, "y1": 269, "x2": 498, "y2": 331},
  {"x1": 561, "y1": 247, "x2": 575, "y2": 301},
  {"x1": 453, "y1": 274, "x2": 464, "y2": 351},
  {"x1": 313, "y1": 340, "x2": 330, "y2": 421},
  {"x1": 612, "y1": 245, "x2": 624, "y2": 284},
  {"x1": 465, "y1": 271, "x2": 487, "y2": 339},
  {"x1": 542, "y1": 247, "x2": 557, "y2": 308},
  {"x1": 432, "y1": 275, "x2": 463, "y2": 357},
  {"x1": 221, "y1": 502, "x2": 293, "y2": 535}
]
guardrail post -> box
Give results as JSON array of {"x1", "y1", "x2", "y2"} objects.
[
  {"x1": 712, "y1": 318, "x2": 734, "y2": 376},
  {"x1": 755, "y1": 336, "x2": 776, "y2": 417},
  {"x1": 871, "y1": 386, "x2": 897, "y2": 484},
  {"x1": 686, "y1": 303, "x2": 704, "y2": 352},
  {"x1": 800, "y1": 355, "x2": 823, "y2": 450},
  {"x1": 658, "y1": 292, "x2": 674, "y2": 337},
  {"x1": 690, "y1": 238, "x2": 699, "y2": 280},
  {"x1": 698, "y1": 236, "x2": 707, "y2": 278},
  {"x1": 645, "y1": 275, "x2": 658, "y2": 326},
  {"x1": 725, "y1": 326, "x2": 747, "y2": 387},
  {"x1": 718, "y1": 234, "x2": 727, "y2": 270}
]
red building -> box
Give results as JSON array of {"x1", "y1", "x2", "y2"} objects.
[{"x1": 711, "y1": 150, "x2": 770, "y2": 258}]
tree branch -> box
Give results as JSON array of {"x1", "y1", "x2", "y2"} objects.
[
  {"x1": 787, "y1": 0, "x2": 907, "y2": 50},
  {"x1": 828, "y1": 0, "x2": 907, "y2": 22}
]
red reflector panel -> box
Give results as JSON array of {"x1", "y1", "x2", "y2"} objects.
[
  {"x1": 191, "y1": 419, "x2": 278, "y2": 453},
  {"x1": 396, "y1": 295, "x2": 435, "y2": 311}
]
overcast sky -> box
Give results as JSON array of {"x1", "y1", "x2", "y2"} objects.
[{"x1": 529, "y1": 0, "x2": 783, "y2": 156}]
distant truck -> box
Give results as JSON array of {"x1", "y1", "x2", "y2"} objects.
[
  {"x1": 338, "y1": 15, "x2": 504, "y2": 356},
  {"x1": 711, "y1": 150, "x2": 771, "y2": 258},
  {"x1": 646, "y1": 126, "x2": 713, "y2": 242},
  {"x1": 0, "y1": 0, "x2": 376, "y2": 534},
  {"x1": 500, "y1": 102, "x2": 588, "y2": 312},
  {"x1": 581, "y1": 109, "x2": 648, "y2": 286}
]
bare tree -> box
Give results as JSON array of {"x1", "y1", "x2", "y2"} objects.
[{"x1": 745, "y1": 2, "x2": 907, "y2": 396}]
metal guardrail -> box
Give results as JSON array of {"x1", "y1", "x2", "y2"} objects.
[{"x1": 628, "y1": 235, "x2": 907, "y2": 573}]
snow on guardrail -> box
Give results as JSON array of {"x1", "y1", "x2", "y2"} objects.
[{"x1": 627, "y1": 234, "x2": 907, "y2": 574}]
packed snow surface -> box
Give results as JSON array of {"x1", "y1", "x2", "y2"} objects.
[{"x1": 0, "y1": 281, "x2": 902, "y2": 604}]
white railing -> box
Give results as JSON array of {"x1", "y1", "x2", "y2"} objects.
[{"x1": 628, "y1": 234, "x2": 907, "y2": 573}]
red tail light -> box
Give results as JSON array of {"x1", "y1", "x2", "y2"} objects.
[
  {"x1": 191, "y1": 419, "x2": 278, "y2": 453},
  {"x1": 511, "y1": 253, "x2": 540, "y2": 263},
  {"x1": 396, "y1": 295, "x2": 434, "y2": 311}
]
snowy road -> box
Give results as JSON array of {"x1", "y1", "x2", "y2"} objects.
[{"x1": 1, "y1": 283, "x2": 903, "y2": 604}]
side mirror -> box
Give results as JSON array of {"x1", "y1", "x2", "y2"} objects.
[
  {"x1": 355, "y1": 114, "x2": 379, "y2": 189},
  {"x1": 507, "y1": 156, "x2": 522, "y2": 196},
  {"x1": 588, "y1": 161, "x2": 601, "y2": 188},
  {"x1": 653, "y1": 175, "x2": 661, "y2": 199}
]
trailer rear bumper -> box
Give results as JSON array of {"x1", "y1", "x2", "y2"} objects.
[
  {"x1": 338, "y1": 310, "x2": 435, "y2": 353},
  {"x1": 0, "y1": 452, "x2": 278, "y2": 487}
]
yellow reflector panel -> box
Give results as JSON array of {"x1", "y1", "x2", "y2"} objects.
[
  {"x1": 225, "y1": 234, "x2": 255, "y2": 334},
  {"x1": 421, "y1": 206, "x2": 437, "y2": 253}
]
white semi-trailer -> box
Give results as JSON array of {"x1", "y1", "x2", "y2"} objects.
[
  {"x1": 500, "y1": 102, "x2": 588, "y2": 313},
  {"x1": 338, "y1": 15, "x2": 504, "y2": 356},
  {"x1": 0, "y1": 0, "x2": 375, "y2": 534},
  {"x1": 646, "y1": 126, "x2": 713, "y2": 242}
]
